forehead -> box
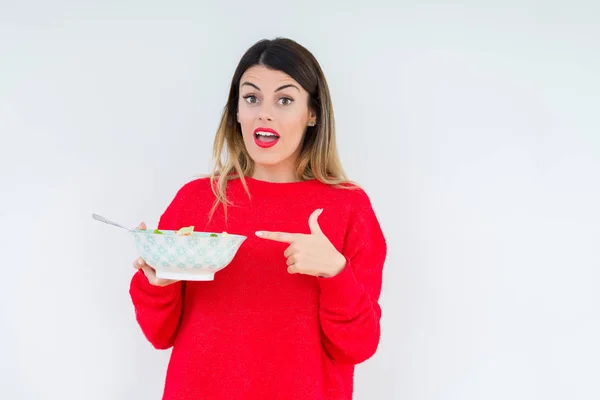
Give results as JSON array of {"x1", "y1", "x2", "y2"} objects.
[{"x1": 240, "y1": 65, "x2": 300, "y2": 88}]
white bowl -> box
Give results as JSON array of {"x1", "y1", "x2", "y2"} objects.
[{"x1": 131, "y1": 229, "x2": 247, "y2": 281}]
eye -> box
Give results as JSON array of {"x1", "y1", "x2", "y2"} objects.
[
  {"x1": 243, "y1": 95, "x2": 258, "y2": 104},
  {"x1": 278, "y1": 97, "x2": 293, "y2": 106}
]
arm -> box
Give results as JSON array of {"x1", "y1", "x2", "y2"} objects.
[
  {"x1": 317, "y1": 192, "x2": 387, "y2": 364},
  {"x1": 128, "y1": 185, "x2": 190, "y2": 350},
  {"x1": 129, "y1": 272, "x2": 184, "y2": 349}
]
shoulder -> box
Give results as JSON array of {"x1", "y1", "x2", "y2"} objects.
[
  {"x1": 181, "y1": 175, "x2": 213, "y2": 190},
  {"x1": 172, "y1": 176, "x2": 214, "y2": 198},
  {"x1": 160, "y1": 176, "x2": 216, "y2": 213},
  {"x1": 319, "y1": 180, "x2": 376, "y2": 213},
  {"x1": 158, "y1": 177, "x2": 215, "y2": 228},
  {"x1": 325, "y1": 181, "x2": 385, "y2": 235},
  {"x1": 324, "y1": 182, "x2": 387, "y2": 259}
]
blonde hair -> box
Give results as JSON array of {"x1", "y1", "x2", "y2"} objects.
[{"x1": 206, "y1": 38, "x2": 360, "y2": 221}]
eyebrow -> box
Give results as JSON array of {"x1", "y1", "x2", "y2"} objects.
[{"x1": 241, "y1": 82, "x2": 300, "y2": 92}]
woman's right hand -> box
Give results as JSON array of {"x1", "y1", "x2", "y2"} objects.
[{"x1": 132, "y1": 222, "x2": 179, "y2": 287}]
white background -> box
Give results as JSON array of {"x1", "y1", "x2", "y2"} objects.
[{"x1": 1, "y1": 1, "x2": 599, "y2": 399}]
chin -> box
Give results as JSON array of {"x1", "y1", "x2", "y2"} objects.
[
  {"x1": 243, "y1": 135, "x2": 301, "y2": 167},
  {"x1": 246, "y1": 146, "x2": 294, "y2": 166},
  {"x1": 249, "y1": 153, "x2": 285, "y2": 166}
]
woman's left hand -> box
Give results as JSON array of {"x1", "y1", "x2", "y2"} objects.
[{"x1": 255, "y1": 208, "x2": 347, "y2": 278}]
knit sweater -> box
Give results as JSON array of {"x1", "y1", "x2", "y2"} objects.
[{"x1": 129, "y1": 176, "x2": 387, "y2": 400}]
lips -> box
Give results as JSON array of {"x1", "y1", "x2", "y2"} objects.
[{"x1": 253, "y1": 127, "x2": 280, "y2": 149}]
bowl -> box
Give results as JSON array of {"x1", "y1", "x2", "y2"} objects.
[{"x1": 131, "y1": 229, "x2": 247, "y2": 281}]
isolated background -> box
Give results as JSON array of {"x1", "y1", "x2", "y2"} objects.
[{"x1": 1, "y1": 1, "x2": 599, "y2": 399}]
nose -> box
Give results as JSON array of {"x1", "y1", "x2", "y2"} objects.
[{"x1": 258, "y1": 103, "x2": 274, "y2": 122}]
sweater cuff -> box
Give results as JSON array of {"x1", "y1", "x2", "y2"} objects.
[{"x1": 317, "y1": 260, "x2": 362, "y2": 305}]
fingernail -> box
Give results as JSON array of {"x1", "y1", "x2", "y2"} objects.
[
  {"x1": 138, "y1": 258, "x2": 144, "y2": 265},
  {"x1": 255, "y1": 231, "x2": 263, "y2": 237}
]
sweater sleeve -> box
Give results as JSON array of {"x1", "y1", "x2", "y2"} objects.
[
  {"x1": 317, "y1": 190, "x2": 387, "y2": 365},
  {"x1": 128, "y1": 184, "x2": 190, "y2": 350}
]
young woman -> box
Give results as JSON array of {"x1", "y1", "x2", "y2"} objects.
[{"x1": 129, "y1": 37, "x2": 387, "y2": 400}]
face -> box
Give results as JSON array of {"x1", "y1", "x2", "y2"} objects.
[{"x1": 237, "y1": 65, "x2": 316, "y2": 176}]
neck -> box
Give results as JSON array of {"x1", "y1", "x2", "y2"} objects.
[{"x1": 251, "y1": 164, "x2": 299, "y2": 183}]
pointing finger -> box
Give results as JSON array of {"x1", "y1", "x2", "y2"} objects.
[{"x1": 255, "y1": 231, "x2": 296, "y2": 243}]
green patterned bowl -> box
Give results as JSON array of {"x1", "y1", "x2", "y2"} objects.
[{"x1": 131, "y1": 230, "x2": 247, "y2": 281}]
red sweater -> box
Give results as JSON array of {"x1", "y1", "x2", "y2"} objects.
[{"x1": 129, "y1": 176, "x2": 387, "y2": 400}]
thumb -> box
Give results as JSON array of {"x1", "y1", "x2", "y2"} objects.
[{"x1": 308, "y1": 208, "x2": 323, "y2": 235}]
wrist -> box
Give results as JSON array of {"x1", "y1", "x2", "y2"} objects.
[{"x1": 324, "y1": 253, "x2": 347, "y2": 278}]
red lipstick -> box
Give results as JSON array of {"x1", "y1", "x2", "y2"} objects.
[{"x1": 253, "y1": 127, "x2": 280, "y2": 149}]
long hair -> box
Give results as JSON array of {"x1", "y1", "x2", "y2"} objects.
[{"x1": 208, "y1": 38, "x2": 358, "y2": 220}]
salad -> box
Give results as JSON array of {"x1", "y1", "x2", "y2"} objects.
[{"x1": 149, "y1": 225, "x2": 229, "y2": 237}]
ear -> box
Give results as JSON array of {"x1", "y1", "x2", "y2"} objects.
[{"x1": 308, "y1": 109, "x2": 317, "y2": 126}]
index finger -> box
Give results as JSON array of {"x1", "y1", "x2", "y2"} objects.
[{"x1": 255, "y1": 231, "x2": 296, "y2": 243}]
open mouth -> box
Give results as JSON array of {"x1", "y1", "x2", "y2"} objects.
[{"x1": 253, "y1": 127, "x2": 280, "y2": 148}]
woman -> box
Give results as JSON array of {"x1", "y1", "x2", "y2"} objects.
[{"x1": 129, "y1": 37, "x2": 387, "y2": 400}]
